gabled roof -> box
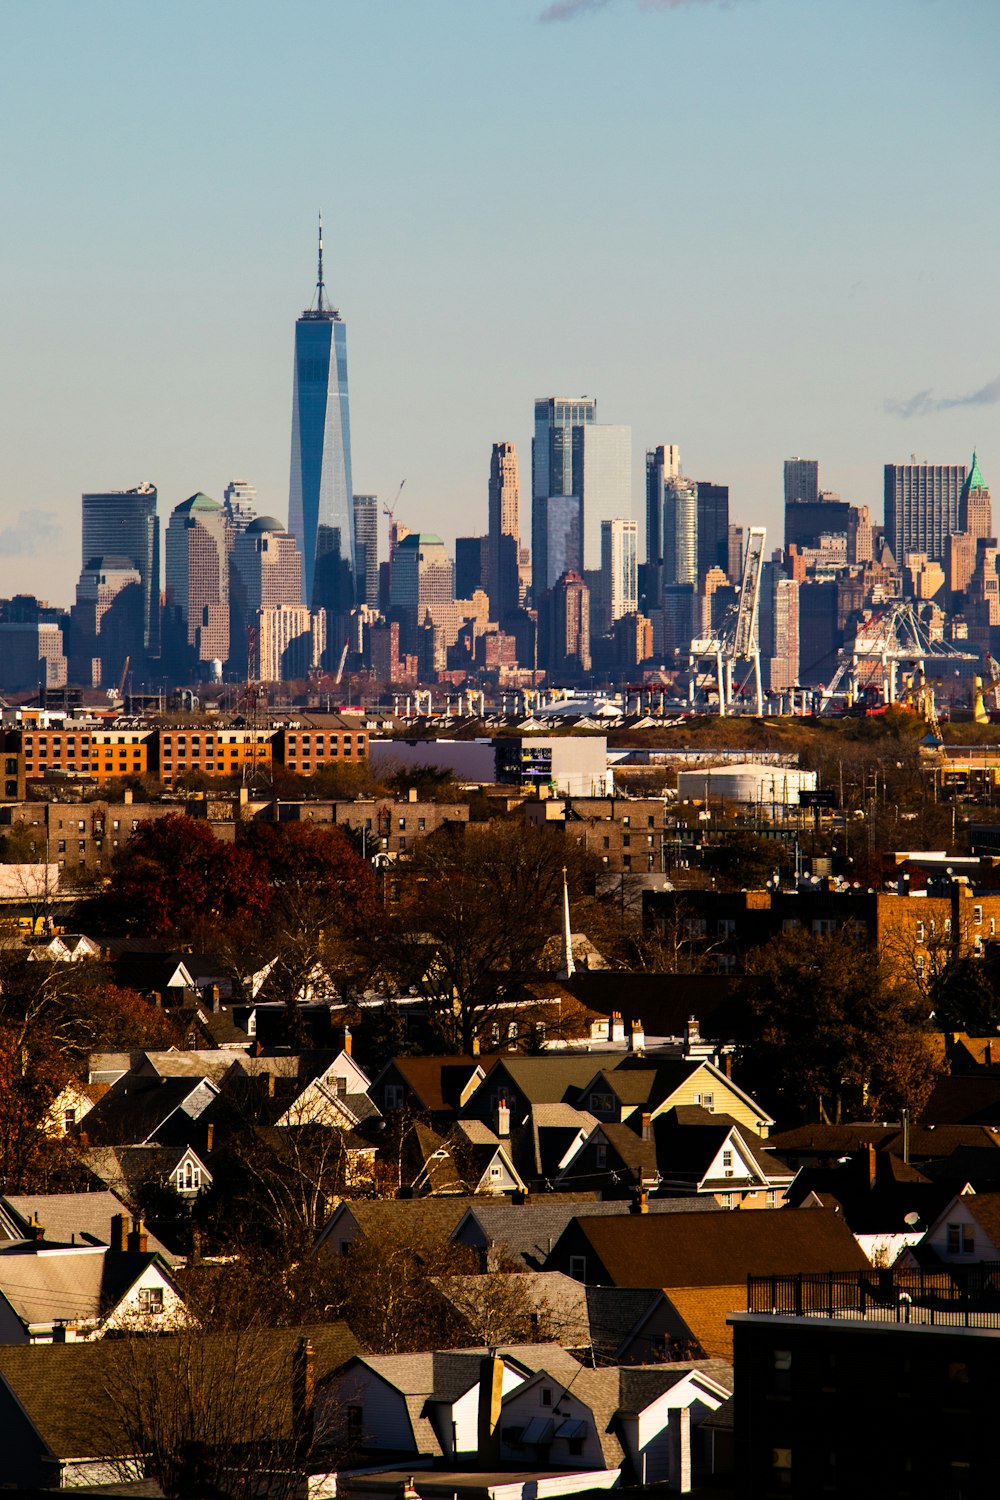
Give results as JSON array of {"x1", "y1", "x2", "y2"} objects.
[
  {"x1": 376, "y1": 1056, "x2": 487, "y2": 1113},
  {"x1": 0, "y1": 1191, "x2": 177, "y2": 1266},
  {"x1": 80, "y1": 1145, "x2": 211, "y2": 1208},
  {"x1": 0, "y1": 1241, "x2": 172, "y2": 1332},
  {"x1": 584, "y1": 1286, "x2": 666, "y2": 1361},
  {"x1": 653, "y1": 1109, "x2": 792, "y2": 1189},
  {"x1": 453, "y1": 1196, "x2": 719, "y2": 1270},
  {"x1": 474, "y1": 1056, "x2": 624, "y2": 1108},
  {"x1": 0, "y1": 1322, "x2": 361, "y2": 1460},
  {"x1": 556, "y1": 1207, "x2": 870, "y2": 1287},
  {"x1": 320, "y1": 1197, "x2": 490, "y2": 1251},
  {"x1": 78, "y1": 1073, "x2": 219, "y2": 1148}
]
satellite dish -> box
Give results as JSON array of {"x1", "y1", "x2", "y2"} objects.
[{"x1": 903, "y1": 1211, "x2": 921, "y2": 1228}]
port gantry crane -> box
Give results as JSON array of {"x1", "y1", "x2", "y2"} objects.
[
  {"x1": 817, "y1": 602, "x2": 975, "y2": 718},
  {"x1": 688, "y1": 526, "x2": 767, "y2": 716}
]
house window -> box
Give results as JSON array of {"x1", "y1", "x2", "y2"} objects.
[
  {"x1": 766, "y1": 1190, "x2": 777, "y2": 1207},
  {"x1": 541, "y1": 1388, "x2": 552, "y2": 1406},
  {"x1": 138, "y1": 1287, "x2": 164, "y2": 1315},
  {"x1": 720, "y1": 1193, "x2": 732, "y2": 1209},
  {"x1": 782, "y1": 918, "x2": 799, "y2": 934},
  {"x1": 722, "y1": 1149, "x2": 733, "y2": 1175},
  {"x1": 915, "y1": 921, "x2": 925, "y2": 943},
  {"x1": 717, "y1": 918, "x2": 736, "y2": 938},
  {"x1": 590, "y1": 1092, "x2": 615, "y2": 1114},
  {"x1": 699, "y1": 1093, "x2": 715, "y2": 1111},
  {"x1": 812, "y1": 919, "x2": 836, "y2": 936},
  {"x1": 490, "y1": 1165, "x2": 502, "y2": 1180},
  {"x1": 974, "y1": 905, "x2": 983, "y2": 926},
  {"x1": 569, "y1": 1255, "x2": 586, "y2": 1280},
  {"x1": 384, "y1": 1083, "x2": 404, "y2": 1109},
  {"x1": 178, "y1": 1161, "x2": 201, "y2": 1192},
  {"x1": 946, "y1": 1223, "x2": 975, "y2": 1254},
  {"x1": 595, "y1": 1142, "x2": 607, "y2": 1169},
  {"x1": 347, "y1": 1405, "x2": 364, "y2": 1441},
  {"x1": 63, "y1": 1107, "x2": 77, "y2": 1130}
]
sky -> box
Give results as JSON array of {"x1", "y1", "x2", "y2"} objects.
[{"x1": 0, "y1": 0, "x2": 997, "y2": 604}]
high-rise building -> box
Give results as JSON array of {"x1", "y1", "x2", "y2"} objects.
[
  {"x1": 81, "y1": 483, "x2": 159, "y2": 659},
  {"x1": 759, "y1": 564, "x2": 800, "y2": 693},
  {"x1": 784, "y1": 458, "x2": 819, "y2": 507},
  {"x1": 288, "y1": 217, "x2": 355, "y2": 609},
  {"x1": 254, "y1": 605, "x2": 314, "y2": 683},
  {"x1": 164, "y1": 493, "x2": 230, "y2": 674},
  {"x1": 69, "y1": 558, "x2": 143, "y2": 688},
  {"x1": 662, "y1": 477, "x2": 699, "y2": 587},
  {"x1": 961, "y1": 451, "x2": 992, "y2": 540},
  {"x1": 352, "y1": 494, "x2": 379, "y2": 608},
  {"x1": 572, "y1": 423, "x2": 632, "y2": 572},
  {"x1": 229, "y1": 517, "x2": 303, "y2": 674},
  {"x1": 884, "y1": 463, "x2": 967, "y2": 565},
  {"x1": 538, "y1": 570, "x2": 590, "y2": 677},
  {"x1": 600, "y1": 518, "x2": 638, "y2": 632},
  {"x1": 455, "y1": 536, "x2": 488, "y2": 600},
  {"x1": 846, "y1": 504, "x2": 874, "y2": 565},
  {"x1": 696, "y1": 482, "x2": 730, "y2": 578},
  {"x1": 645, "y1": 445, "x2": 680, "y2": 570},
  {"x1": 532, "y1": 397, "x2": 596, "y2": 595},
  {"x1": 390, "y1": 533, "x2": 454, "y2": 655},
  {"x1": 727, "y1": 525, "x2": 745, "y2": 585},
  {"x1": 222, "y1": 480, "x2": 258, "y2": 533},
  {"x1": 488, "y1": 441, "x2": 521, "y2": 622}
]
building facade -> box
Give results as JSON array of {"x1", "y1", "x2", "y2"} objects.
[
  {"x1": 600, "y1": 518, "x2": 638, "y2": 631},
  {"x1": 884, "y1": 462, "x2": 967, "y2": 565},
  {"x1": 352, "y1": 494, "x2": 379, "y2": 608},
  {"x1": 662, "y1": 477, "x2": 699, "y2": 588},
  {"x1": 164, "y1": 493, "x2": 230, "y2": 674},
  {"x1": 487, "y1": 440, "x2": 521, "y2": 622},
  {"x1": 531, "y1": 396, "x2": 596, "y2": 596},
  {"x1": 81, "y1": 484, "x2": 159, "y2": 659}
]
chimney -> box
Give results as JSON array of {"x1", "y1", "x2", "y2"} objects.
[
  {"x1": 866, "y1": 1144, "x2": 877, "y2": 1191},
  {"x1": 633, "y1": 1188, "x2": 649, "y2": 1214},
  {"x1": 471, "y1": 1035, "x2": 480, "y2": 1056},
  {"x1": 641, "y1": 1112, "x2": 652, "y2": 1142},
  {"x1": 408, "y1": 786, "x2": 418, "y2": 803},
  {"x1": 127, "y1": 1217, "x2": 148, "y2": 1254},
  {"x1": 610, "y1": 1011, "x2": 625, "y2": 1043},
  {"x1": 210, "y1": 983, "x2": 220, "y2": 1014},
  {"x1": 110, "y1": 1213, "x2": 128, "y2": 1253},
  {"x1": 206, "y1": 1123, "x2": 215, "y2": 1153},
  {"x1": 495, "y1": 1095, "x2": 510, "y2": 1138},
  {"x1": 342, "y1": 1025, "x2": 352, "y2": 1057},
  {"x1": 685, "y1": 1015, "x2": 700, "y2": 1054},
  {"x1": 987, "y1": 1041, "x2": 994, "y2": 1069},
  {"x1": 629, "y1": 1019, "x2": 645, "y2": 1055},
  {"x1": 26, "y1": 1213, "x2": 44, "y2": 1242},
  {"x1": 723, "y1": 1052, "x2": 733, "y2": 1080},
  {"x1": 123, "y1": 788, "x2": 134, "y2": 805},
  {"x1": 477, "y1": 1354, "x2": 504, "y2": 1462},
  {"x1": 292, "y1": 1336, "x2": 315, "y2": 1451},
  {"x1": 264, "y1": 1071, "x2": 275, "y2": 1098}
]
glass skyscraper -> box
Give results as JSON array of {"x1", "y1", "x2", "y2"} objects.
[
  {"x1": 531, "y1": 397, "x2": 596, "y2": 597},
  {"x1": 81, "y1": 483, "x2": 159, "y2": 658},
  {"x1": 288, "y1": 220, "x2": 355, "y2": 609}
]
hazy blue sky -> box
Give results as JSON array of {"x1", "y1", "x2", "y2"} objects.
[{"x1": 1, "y1": 0, "x2": 997, "y2": 603}]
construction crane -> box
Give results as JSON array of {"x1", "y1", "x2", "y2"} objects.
[
  {"x1": 106, "y1": 655, "x2": 130, "y2": 703},
  {"x1": 818, "y1": 604, "x2": 975, "y2": 715},
  {"x1": 382, "y1": 478, "x2": 406, "y2": 530},
  {"x1": 688, "y1": 526, "x2": 766, "y2": 716},
  {"x1": 334, "y1": 639, "x2": 349, "y2": 686},
  {"x1": 986, "y1": 654, "x2": 1000, "y2": 715}
]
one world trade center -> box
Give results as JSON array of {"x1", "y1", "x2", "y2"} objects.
[{"x1": 288, "y1": 216, "x2": 355, "y2": 611}]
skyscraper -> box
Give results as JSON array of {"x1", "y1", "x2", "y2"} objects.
[
  {"x1": 69, "y1": 558, "x2": 143, "y2": 688},
  {"x1": 961, "y1": 452, "x2": 992, "y2": 540},
  {"x1": 81, "y1": 483, "x2": 159, "y2": 658},
  {"x1": 488, "y1": 441, "x2": 521, "y2": 622},
  {"x1": 164, "y1": 493, "x2": 230, "y2": 674},
  {"x1": 600, "y1": 518, "x2": 638, "y2": 632},
  {"x1": 389, "y1": 533, "x2": 454, "y2": 655},
  {"x1": 696, "y1": 482, "x2": 730, "y2": 577},
  {"x1": 288, "y1": 217, "x2": 355, "y2": 609},
  {"x1": 784, "y1": 458, "x2": 819, "y2": 507},
  {"x1": 662, "y1": 477, "x2": 699, "y2": 587},
  {"x1": 884, "y1": 462, "x2": 967, "y2": 565},
  {"x1": 645, "y1": 445, "x2": 680, "y2": 569},
  {"x1": 352, "y1": 495, "x2": 379, "y2": 608},
  {"x1": 223, "y1": 480, "x2": 258, "y2": 533},
  {"x1": 532, "y1": 396, "x2": 596, "y2": 596},
  {"x1": 572, "y1": 423, "x2": 632, "y2": 572},
  {"x1": 229, "y1": 517, "x2": 303, "y2": 674}
]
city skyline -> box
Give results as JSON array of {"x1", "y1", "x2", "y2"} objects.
[{"x1": 0, "y1": 0, "x2": 996, "y2": 606}]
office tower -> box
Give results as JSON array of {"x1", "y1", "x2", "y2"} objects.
[
  {"x1": 797, "y1": 579, "x2": 840, "y2": 685},
  {"x1": 69, "y1": 558, "x2": 143, "y2": 688},
  {"x1": 657, "y1": 584, "x2": 697, "y2": 658},
  {"x1": 222, "y1": 480, "x2": 258, "y2": 533},
  {"x1": 784, "y1": 458, "x2": 819, "y2": 508},
  {"x1": 488, "y1": 441, "x2": 521, "y2": 622},
  {"x1": 254, "y1": 605, "x2": 313, "y2": 683},
  {"x1": 884, "y1": 463, "x2": 966, "y2": 565},
  {"x1": 645, "y1": 445, "x2": 680, "y2": 569},
  {"x1": 696, "y1": 482, "x2": 730, "y2": 577},
  {"x1": 600, "y1": 518, "x2": 638, "y2": 632},
  {"x1": 288, "y1": 217, "x2": 355, "y2": 609},
  {"x1": 455, "y1": 536, "x2": 488, "y2": 600},
  {"x1": 571, "y1": 423, "x2": 632, "y2": 572},
  {"x1": 352, "y1": 494, "x2": 379, "y2": 608},
  {"x1": 961, "y1": 452, "x2": 992, "y2": 539},
  {"x1": 532, "y1": 396, "x2": 596, "y2": 595},
  {"x1": 229, "y1": 517, "x2": 303, "y2": 674},
  {"x1": 846, "y1": 504, "x2": 873, "y2": 565},
  {"x1": 613, "y1": 612, "x2": 653, "y2": 671},
  {"x1": 662, "y1": 477, "x2": 699, "y2": 587},
  {"x1": 759, "y1": 565, "x2": 800, "y2": 693},
  {"x1": 81, "y1": 483, "x2": 159, "y2": 658},
  {"x1": 390, "y1": 533, "x2": 454, "y2": 655},
  {"x1": 0, "y1": 622, "x2": 66, "y2": 691},
  {"x1": 727, "y1": 525, "x2": 745, "y2": 585},
  {"x1": 699, "y1": 565, "x2": 731, "y2": 638},
  {"x1": 538, "y1": 570, "x2": 590, "y2": 677},
  {"x1": 164, "y1": 493, "x2": 230, "y2": 673}
]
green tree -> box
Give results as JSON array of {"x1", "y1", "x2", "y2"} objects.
[
  {"x1": 736, "y1": 925, "x2": 936, "y2": 1125},
  {"x1": 931, "y1": 953, "x2": 1000, "y2": 1035},
  {"x1": 702, "y1": 831, "x2": 788, "y2": 890}
]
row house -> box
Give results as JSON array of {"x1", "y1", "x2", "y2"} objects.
[{"x1": 522, "y1": 794, "x2": 672, "y2": 875}]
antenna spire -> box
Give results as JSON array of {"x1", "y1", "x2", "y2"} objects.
[{"x1": 317, "y1": 211, "x2": 325, "y2": 310}]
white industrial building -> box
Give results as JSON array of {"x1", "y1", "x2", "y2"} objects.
[
  {"x1": 676, "y1": 761, "x2": 817, "y2": 811},
  {"x1": 369, "y1": 734, "x2": 611, "y2": 796}
]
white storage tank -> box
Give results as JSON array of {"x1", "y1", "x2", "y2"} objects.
[{"x1": 676, "y1": 761, "x2": 817, "y2": 808}]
